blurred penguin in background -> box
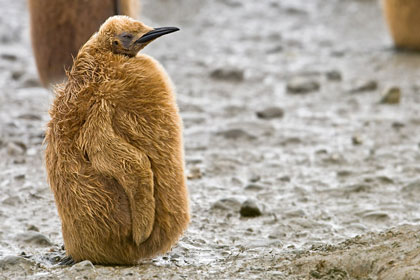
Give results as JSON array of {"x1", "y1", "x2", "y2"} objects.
[
  {"x1": 28, "y1": 0, "x2": 140, "y2": 87},
  {"x1": 382, "y1": 0, "x2": 420, "y2": 51}
]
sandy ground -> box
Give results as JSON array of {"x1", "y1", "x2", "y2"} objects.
[{"x1": 1, "y1": 0, "x2": 420, "y2": 279}]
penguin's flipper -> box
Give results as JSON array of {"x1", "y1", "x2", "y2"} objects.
[
  {"x1": 118, "y1": 151, "x2": 155, "y2": 246},
  {"x1": 79, "y1": 102, "x2": 155, "y2": 245}
]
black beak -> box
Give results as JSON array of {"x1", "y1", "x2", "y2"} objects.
[{"x1": 135, "y1": 27, "x2": 180, "y2": 44}]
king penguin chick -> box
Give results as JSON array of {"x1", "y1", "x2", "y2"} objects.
[{"x1": 45, "y1": 15, "x2": 189, "y2": 265}]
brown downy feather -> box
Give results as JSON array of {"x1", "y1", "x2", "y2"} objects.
[
  {"x1": 28, "y1": 0, "x2": 140, "y2": 87},
  {"x1": 45, "y1": 16, "x2": 189, "y2": 265}
]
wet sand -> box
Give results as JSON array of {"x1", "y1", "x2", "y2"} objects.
[{"x1": 0, "y1": 0, "x2": 420, "y2": 279}]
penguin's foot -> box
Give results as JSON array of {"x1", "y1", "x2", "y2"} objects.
[{"x1": 58, "y1": 255, "x2": 75, "y2": 266}]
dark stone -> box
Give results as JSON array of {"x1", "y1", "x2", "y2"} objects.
[
  {"x1": 27, "y1": 225, "x2": 39, "y2": 232},
  {"x1": 380, "y1": 87, "x2": 401, "y2": 104},
  {"x1": 349, "y1": 80, "x2": 378, "y2": 93},
  {"x1": 244, "y1": 183, "x2": 264, "y2": 191},
  {"x1": 392, "y1": 122, "x2": 405, "y2": 129},
  {"x1": 240, "y1": 200, "x2": 262, "y2": 217},
  {"x1": 13, "y1": 158, "x2": 26, "y2": 164},
  {"x1": 216, "y1": 128, "x2": 256, "y2": 140},
  {"x1": 249, "y1": 175, "x2": 261, "y2": 183},
  {"x1": 21, "y1": 77, "x2": 41, "y2": 88},
  {"x1": 210, "y1": 67, "x2": 244, "y2": 82},
  {"x1": 325, "y1": 70, "x2": 342, "y2": 81},
  {"x1": 1, "y1": 53, "x2": 18, "y2": 61},
  {"x1": 7, "y1": 142, "x2": 25, "y2": 156},
  {"x1": 351, "y1": 135, "x2": 363, "y2": 145},
  {"x1": 266, "y1": 45, "x2": 283, "y2": 54},
  {"x1": 278, "y1": 175, "x2": 291, "y2": 182},
  {"x1": 287, "y1": 77, "x2": 320, "y2": 94},
  {"x1": 14, "y1": 174, "x2": 25, "y2": 180},
  {"x1": 256, "y1": 106, "x2": 284, "y2": 119},
  {"x1": 18, "y1": 114, "x2": 42, "y2": 121},
  {"x1": 11, "y1": 70, "x2": 24, "y2": 80}
]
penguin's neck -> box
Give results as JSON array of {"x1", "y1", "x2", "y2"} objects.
[
  {"x1": 69, "y1": 36, "x2": 114, "y2": 86},
  {"x1": 70, "y1": 54, "x2": 101, "y2": 84}
]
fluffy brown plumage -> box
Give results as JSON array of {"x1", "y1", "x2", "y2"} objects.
[
  {"x1": 28, "y1": 0, "x2": 140, "y2": 87},
  {"x1": 45, "y1": 16, "x2": 189, "y2": 265},
  {"x1": 382, "y1": 0, "x2": 420, "y2": 51}
]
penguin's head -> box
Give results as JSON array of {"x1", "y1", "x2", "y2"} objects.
[{"x1": 98, "y1": 16, "x2": 179, "y2": 57}]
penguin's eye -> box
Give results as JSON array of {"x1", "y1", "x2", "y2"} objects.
[{"x1": 122, "y1": 34, "x2": 133, "y2": 40}]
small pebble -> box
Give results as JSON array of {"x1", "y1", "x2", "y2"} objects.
[
  {"x1": 284, "y1": 209, "x2": 306, "y2": 218},
  {"x1": 244, "y1": 183, "x2": 264, "y2": 191},
  {"x1": 14, "y1": 174, "x2": 25, "y2": 180},
  {"x1": 231, "y1": 177, "x2": 243, "y2": 187},
  {"x1": 13, "y1": 158, "x2": 26, "y2": 164},
  {"x1": 256, "y1": 106, "x2": 284, "y2": 119},
  {"x1": 336, "y1": 170, "x2": 352, "y2": 177},
  {"x1": 11, "y1": 70, "x2": 24, "y2": 80},
  {"x1": 240, "y1": 199, "x2": 262, "y2": 217},
  {"x1": 211, "y1": 198, "x2": 241, "y2": 212},
  {"x1": 45, "y1": 252, "x2": 63, "y2": 264},
  {"x1": 170, "y1": 253, "x2": 181, "y2": 259},
  {"x1": 362, "y1": 212, "x2": 390, "y2": 221},
  {"x1": 392, "y1": 122, "x2": 405, "y2": 129},
  {"x1": 17, "y1": 113, "x2": 42, "y2": 121},
  {"x1": 21, "y1": 77, "x2": 41, "y2": 88},
  {"x1": 2, "y1": 195, "x2": 22, "y2": 206},
  {"x1": 0, "y1": 53, "x2": 18, "y2": 61},
  {"x1": 7, "y1": 142, "x2": 25, "y2": 156},
  {"x1": 349, "y1": 80, "x2": 378, "y2": 93},
  {"x1": 187, "y1": 167, "x2": 202, "y2": 180},
  {"x1": 16, "y1": 231, "x2": 53, "y2": 246},
  {"x1": 217, "y1": 128, "x2": 256, "y2": 140},
  {"x1": 266, "y1": 45, "x2": 283, "y2": 54},
  {"x1": 222, "y1": 0, "x2": 243, "y2": 8},
  {"x1": 344, "y1": 183, "x2": 370, "y2": 193},
  {"x1": 27, "y1": 225, "x2": 39, "y2": 232},
  {"x1": 210, "y1": 67, "x2": 244, "y2": 82},
  {"x1": 380, "y1": 86, "x2": 401, "y2": 104},
  {"x1": 249, "y1": 175, "x2": 261, "y2": 183},
  {"x1": 352, "y1": 135, "x2": 363, "y2": 145},
  {"x1": 284, "y1": 6, "x2": 307, "y2": 15},
  {"x1": 186, "y1": 157, "x2": 203, "y2": 164},
  {"x1": 325, "y1": 70, "x2": 342, "y2": 81},
  {"x1": 287, "y1": 77, "x2": 320, "y2": 94},
  {"x1": 278, "y1": 175, "x2": 291, "y2": 182},
  {"x1": 0, "y1": 256, "x2": 34, "y2": 269},
  {"x1": 70, "y1": 260, "x2": 95, "y2": 272}
]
